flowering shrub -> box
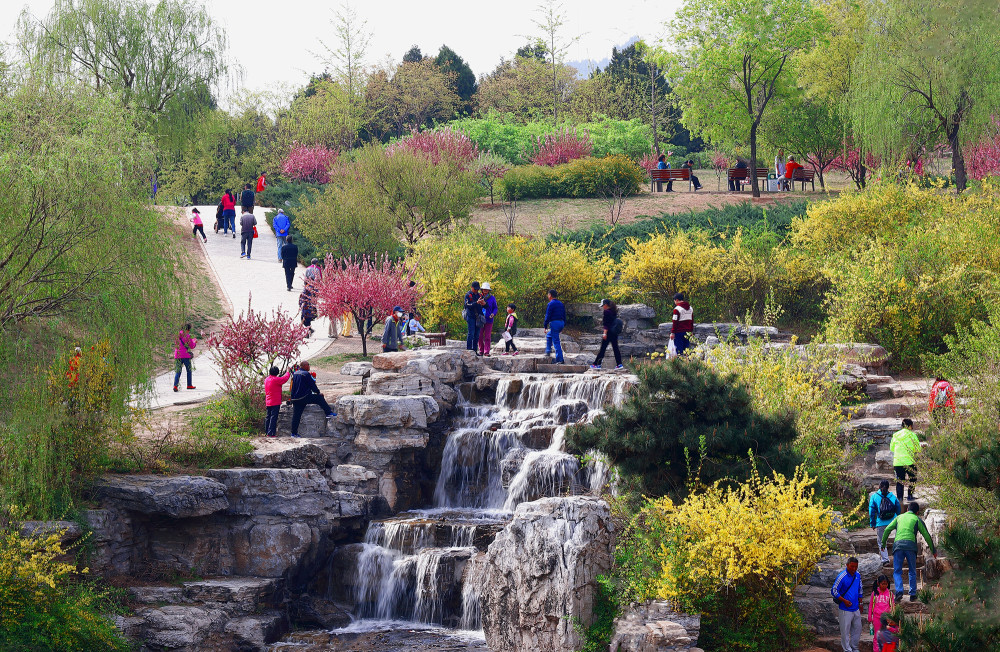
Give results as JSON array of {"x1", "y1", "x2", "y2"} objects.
[
  {"x1": 527, "y1": 127, "x2": 592, "y2": 166},
  {"x1": 208, "y1": 299, "x2": 309, "y2": 421},
  {"x1": 389, "y1": 128, "x2": 479, "y2": 168},
  {"x1": 281, "y1": 145, "x2": 338, "y2": 184},
  {"x1": 475, "y1": 152, "x2": 510, "y2": 204},
  {"x1": 0, "y1": 506, "x2": 130, "y2": 650},
  {"x1": 965, "y1": 117, "x2": 1000, "y2": 180},
  {"x1": 830, "y1": 145, "x2": 881, "y2": 189},
  {"x1": 638, "y1": 152, "x2": 659, "y2": 174},
  {"x1": 312, "y1": 254, "x2": 421, "y2": 356}
]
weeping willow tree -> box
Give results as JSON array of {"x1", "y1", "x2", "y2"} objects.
[
  {"x1": 0, "y1": 80, "x2": 187, "y2": 517},
  {"x1": 851, "y1": 0, "x2": 1000, "y2": 191}
]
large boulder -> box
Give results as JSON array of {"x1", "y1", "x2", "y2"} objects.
[
  {"x1": 206, "y1": 468, "x2": 336, "y2": 518},
  {"x1": 609, "y1": 601, "x2": 701, "y2": 652},
  {"x1": 480, "y1": 496, "x2": 613, "y2": 652},
  {"x1": 94, "y1": 475, "x2": 228, "y2": 518},
  {"x1": 336, "y1": 394, "x2": 440, "y2": 429}
]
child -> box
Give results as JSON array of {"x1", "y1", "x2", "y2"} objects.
[
  {"x1": 264, "y1": 366, "x2": 290, "y2": 437},
  {"x1": 868, "y1": 575, "x2": 895, "y2": 652},
  {"x1": 191, "y1": 208, "x2": 207, "y2": 242},
  {"x1": 876, "y1": 612, "x2": 899, "y2": 652},
  {"x1": 502, "y1": 303, "x2": 519, "y2": 355},
  {"x1": 407, "y1": 312, "x2": 425, "y2": 336}
]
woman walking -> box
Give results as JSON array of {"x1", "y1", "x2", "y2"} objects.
[
  {"x1": 591, "y1": 299, "x2": 624, "y2": 370},
  {"x1": 172, "y1": 324, "x2": 197, "y2": 392},
  {"x1": 220, "y1": 189, "x2": 237, "y2": 237},
  {"x1": 928, "y1": 377, "x2": 956, "y2": 423}
]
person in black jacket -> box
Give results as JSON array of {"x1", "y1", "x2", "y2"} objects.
[
  {"x1": 591, "y1": 299, "x2": 624, "y2": 370},
  {"x1": 682, "y1": 160, "x2": 703, "y2": 190},
  {"x1": 240, "y1": 182, "x2": 255, "y2": 214},
  {"x1": 280, "y1": 236, "x2": 299, "y2": 291},
  {"x1": 288, "y1": 361, "x2": 335, "y2": 437},
  {"x1": 464, "y1": 281, "x2": 483, "y2": 352}
]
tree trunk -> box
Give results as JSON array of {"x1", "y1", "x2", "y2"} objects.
[
  {"x1": 749, "y1": 121, "x2": 760, "y2": 197},
  {"x1": 651, "y1": 64, "x2": 660, "y2": 156},
  {"x1": 355, "y1": 314, "x2": 368, "y2": 357},
  {"x1": 817, "y1": 168, "x2": 826, "y2": 192},
  {"x1": 948, "y1": 121, "x2": 968, "y2": 192}
]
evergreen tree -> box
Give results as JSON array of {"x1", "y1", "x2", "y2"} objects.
[
  {"x1": 434, "y1": 45, "x2": 477, "y2": 114},
  {"x1": 566, "y1": 356, "x2": 800, "y2": 497},
  {"x1": 402, "y1": 45, "x2": 423, "y2": 63}
]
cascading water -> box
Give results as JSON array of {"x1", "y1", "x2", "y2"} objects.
[{"x1": 335, "y1": 373, "x2": 632, "y2": 635}]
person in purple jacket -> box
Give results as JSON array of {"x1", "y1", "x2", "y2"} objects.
[
  {"x1": 172, "y1": 324, "x2": 197, "y2": 392},
  {"x1": 477, "y1": 282, "x2": 499, "y2": 357}
]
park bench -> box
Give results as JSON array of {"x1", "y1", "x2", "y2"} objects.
[
  {"x1": 650, "y1": 168, "x2": 693, "y2": 192},
  {"x1": 790, "y1": 168, "x2": 816, "y2": 191},
  {"x1": 425, "y1": 332, "x2": 448, "y2": 347},
  {"x1": 727, "y1": 167, "x2": 770, "y2": 191}
]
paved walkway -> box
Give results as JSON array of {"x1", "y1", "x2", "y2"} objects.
[{"x1": 150, "y1": 206, "x2": 333, "y2": 409}]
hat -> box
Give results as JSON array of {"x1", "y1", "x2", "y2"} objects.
[
  {"x1": 392, "y1": 306, "x2": 403, "y2": 313},
  {"x1": 481, "y1": 282, "x2": 491, "y2": 291}
]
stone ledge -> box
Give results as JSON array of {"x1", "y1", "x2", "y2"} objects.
[{"x1": 94, "y1": 475, "x2": 229, "y2": 519}]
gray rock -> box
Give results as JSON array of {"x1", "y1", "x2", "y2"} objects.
[
  {"x1": 875, "y1": 450, "x2": 894, "y2": 471},
  {"x1": 249, "y1": 440, "x2": 329, "y2": 469},
  {"x1": 609, "y1": 601, "x2": 701, "y2": 652},
  {"x1": 329, "y1": 464, "x2": 377, "y2": 485},
  {"x1": 275, "y1": 404, "x2": 329, "y2": 438},
  {"x1": 793, "y1": 584, "x2": 841, "y2": 636},
  {"x1": 224, "y1": 611, "x2": 285, "y2": 648},
  {"x1": 206, "y1": 468, "x2": 335, "y2": 518},
  {"x1": 340, "y1": 361, "x2": 373, "y2": 376},
  {"x1": 481, "y1": 496, "x2": 613, "y2": 652},
  {"x1": 354, "y1": 427, "x2": 430, "y2": 452},
  {"x1": 20, "y1": 520, "x2": 84, "y2": 543},
  {"x1": 337, "y1": 394, "x2": 440, "y2": 428},
  {"x1": 134, "y1": 604, "x2": 224, "y2": 648},
  {"x1": 94, "y1": 475, "x2": 228, "y2": 518}
]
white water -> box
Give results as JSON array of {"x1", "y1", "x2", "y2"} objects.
[{"x1": 341, "y1": 373, "x2": 633, "y2": 632}]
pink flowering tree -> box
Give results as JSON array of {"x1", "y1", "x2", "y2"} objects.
[
  {"x1": 527, "y1": 128, "x2": 593, "y2": 167},
  {"x1": 710, "y1": 151, "x2": 732, "y2": 190},
  {"x1": 638, "y1": 153, "x2": 659, "y2": 175},
  {"x1": 475, "y1": 152, "x2": 511, "y2": 204},
  {"x1": 831, "y1": 144, "x2": 881, "y2": 189},
  {"x1": 282, "y1": 145, "x2": 339, "y2": 184},
  {"x1": 965, "y1": 117, "x2": 1000, "y2": 180},
  {"x1": 208, "y1": 298, "x2": 310, "y2": 418},
  {"x1": 312, "y1": 255, "x2": 422, "y2": 357},
  {"x1": 389, "y1": 128, "x2": 480, "y2": 168}
]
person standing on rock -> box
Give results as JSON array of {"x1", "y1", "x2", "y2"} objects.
[
  {"x1": 478, "y1": 282, "x2": 498, "y2": 357},
  {"x1": 670, "y1": 292, "x2": 693, "y2": 356},
  {"x1": 502, "y1": 303, "x2": 519, "y2": 355},
  {"x1": 382, "y1": 306, "x2": 406, "y2": 353},
  {"x1": 264, "y1": 366, "x2": 290, "y2": 437},
  {"x1": 543, "y1": 289, "x2": 566, "y2": 364},
  {"x1": 880, "y1": 501, "x2": 937, "y2": 602},
  {"x1": 591, "y1": 299, "x2": 624, "y2": 370},
  {"x1": 239, "y1": 209, "x2": 257, "y2": 260},
  {"x1": 867, "y1": 574, "x2": 895, "y2": 652},
  {"x1": 869, "y1": 479, "x2": 901, "y2": 563},
  {"x1": 288, "y1": 361, "x2": 335, "y2": 437},
  {"x1": 172, "y1": 324, "x2": 197, "y2": 392},
  {"x1": 890, "y1": 418, "x2": 920, "y2": 503},
  {"x1": 280, "y1": 236, "x2": 299, "y2": 291},
  {"x1": 273, "y1": 209, "x2": 291, "y2": 262},
  {"x1": 464, "y1": 281, "x2": 483, "y2": 353},
  {"x1": 831, "y1": 556, "x2": 863, "y2": 652},
  {"x1": 928, "y1": 377, "x2": 956, "y2": 423}
]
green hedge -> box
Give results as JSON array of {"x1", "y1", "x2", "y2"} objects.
[{"x1": 500, "y1": 156, "x2": 646, "y2": 200}]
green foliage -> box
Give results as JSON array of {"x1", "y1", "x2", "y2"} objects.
[
  {"x1": 164, "y1": 399, "x2": 254, "y2": 469},
  {"x1": 576, "y1": 116, "x2": 652, "y2": 160},
  {"x1": 498, "y1": 164, "x2": 560, "y2": 199},
  {"x1": 449, "y1": 112, "x2": 555, "y2": 164},
  {"x1": 576, "y1": 576, "x2": 620, "y2": 652},
  {"x1": 566, "y1": 356, "x2": 801, "y2": 497},
  {"x1": 500, "y1": 157, "x2": 646, "y2": 201}
]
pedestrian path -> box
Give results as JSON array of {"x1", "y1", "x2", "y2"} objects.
[{"x1": 149, "y1": 206, "x2": 332, "y2": 409}]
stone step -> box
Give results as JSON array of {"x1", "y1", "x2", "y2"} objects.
[
  {"x1": 118, "y1": 604, "x2": 286, "y2": 651},
  {"x1": 535, "y1": 363, "x2": 591, "y2": 374},
  {"x1": 884, "y1": 379, "x2": 931, "y2": 398},
  {"x1": 249, "y1": 439, "x2": 330, "y2": 469},
  {"x1": 846, "y1": 400, "x2": 912, "y2": 419},
  {"x1": 129, "y1": 576, "x2": 283, "y2": 614}
]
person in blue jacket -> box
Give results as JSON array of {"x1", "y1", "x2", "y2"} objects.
[
  {"x1": 273, "y1": 209, "x2": 291, "y2": 261},
  {"x1": 543, "y1": 288, "x2": 566, "y2": 364},
  {"x1": 869, "y1": 479, "x2": 901, "y2": 563},
  {"x1": 831, "y1": 556, "x2": 863, "y2": 652}
]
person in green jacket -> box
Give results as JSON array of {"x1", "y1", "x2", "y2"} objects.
[
  {"x1": 880, "y1": 502, "x2": 937, "y2": 601},
  {"x1": 890, "y1": 418, "x2": 920, "y2": 503}
]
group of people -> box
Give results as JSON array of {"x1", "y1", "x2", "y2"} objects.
[
  {"x1": 726, "y1": 151, "x2": 804, "y2": 192},
  {"x1": 655, "y1": 152, "x2": 703, "y2": 191},
  {"x1": 264, "y1": 361, "x2": 336, "y2": 438},
  {"x1": 461, "y1": 282, "x2": 520, "y2": 357}
]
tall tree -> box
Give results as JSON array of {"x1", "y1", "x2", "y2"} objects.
[
  {"x1": 476, "y1": 54, "x2": 576, "y2": 122},
  {"x1": 533, "y1": 0, "x2": 579, "y2": 124},
  {"x1": 851, "y1": 0, "x2": 1000, "y2": 192},
  {"x1": 402, "y1": 45, "x2": 423, "y2": 63},
  {"x1": 665, "y1": 0, "x2": 824, "y2": 196},
  {"x1": 315, "y1": 2, "x2": 372, "y2": 149},
  {"x1": 18, "y1": 0, "x2": 229, "y2": 115},
  {"x1": 435, "y1": 45, "x2": 478, "y2": 114},
  {"x1": 762, "y1": 93, "x2": 844, "y2": 191}
]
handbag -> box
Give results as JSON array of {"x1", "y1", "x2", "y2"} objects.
[
  {"x1": 253, "y1": 225, "x2": 259, "y2": 239},
  {"x1": 667, "y1": 339, "x2": 677, "y2": 358},
  {"x1": 502, "y1": 331, "x2": 513, "y2": 342}
]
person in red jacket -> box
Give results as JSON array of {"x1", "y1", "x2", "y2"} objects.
[
  {"x1": 264, "y1": 366, "x2": 290, "y2": 437},
  {"x1": 784, "y1": 156, "x2": 803, "y2": 190},
  {"x1": 670, "y1": 292, "x2": 694, "y2": 355},
  {"x1": 929, "y1": 377, "x2": 956, "y2": 423},
  {"x1": 220, "y1": 189, "x2": 237, "y2": 237}
]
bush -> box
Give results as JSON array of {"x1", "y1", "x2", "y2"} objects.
[
  {"x1": 448, "y1": 112, "x2": 553, "y2": 164},
  {"x1": 411, "y1": 229, "x2": 611, "y2": 336},
  {"x1": 164, "y1": 399, "x2": 254, "y2": 468},
  {"x1": 389, "y1": 128, "x2": 479, "y2": 167},
  {"x1": 0, "y1": 508, "x2": 130, "y2": 651},
  {"x1": 500, "y1": 157, "x2": 647, "y2": 201},
  {"x1": 566, "y1": 356, "x2": 801, "y2": 498},
  {"x1": 578, "y1": 117, "x2": 652, "y2": 160},
  {"x1": 498, "y1": 164, "x2": 560, "y2": 200},
  {"x1": 612, "y1": 467, "x2": 833, "y2": 652},
  {"x1": 281, "y1": 144, "x2": 338, "y2": 184},
  {"x1": 527, "y1": 127, "x2": 593, "y2": 166}
]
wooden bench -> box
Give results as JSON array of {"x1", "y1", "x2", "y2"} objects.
[
  {"x1": 424, "y1": 332, "x2": 447, "y2": 347},
  {"x1": 790, "y1": 168, "x2": 816, "y2": 191},
  {"x1": 727, "y1": 167, "x2": 770, "y2": 191},
  {"x1": 650, "y1": 168, "x2": 693, "y2": 192}
]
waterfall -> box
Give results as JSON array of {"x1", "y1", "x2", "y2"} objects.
[{"x1": 337, "y1": 373, "x2": 633, "y2": 633}]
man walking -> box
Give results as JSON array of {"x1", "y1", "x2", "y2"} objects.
[
  {"x1": 890, "y1": 418, "x2": 920, "y2": 503},
  {"x1": 881, "y1": 502, "x2": 937, "y2": 601},
  {"x1": 273, "y1": 209, "x2": 291, "y2": 261},
  {"x1": 670, "y1": 292, "x2": 694, "y2": 355},
  {"x1": 830, "y1": 556, "x2": 863, "y2": 652},
  {"x1": 869, "y1": 479, "x2": 901, "y2": 564},
  {"x1": 287, "y1": 361, "x2": 335, "y2": 438},
  {"x1": 240, "y1": 182, "x2": 255, "y2": 215},
  {"x1": 382, "y1": 306, "x2": 406, "y2": 353},
  {"x1": 239, "y1": 210, "x2": 257, "y2": 260},
  {"x1": 543, "y1": 289, "x2": 566, "y2": 364},
  {"x1": 281, "y1": 236, "x2": 299, "y2": 291}
]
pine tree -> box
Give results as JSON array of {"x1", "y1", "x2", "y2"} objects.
[{"x1": 566, "y1": 356, "x2": 800, "y2": 497}]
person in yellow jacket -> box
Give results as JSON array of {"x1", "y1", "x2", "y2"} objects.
[{"x1": 890, "y1": 418, "x2": 920, "y2": 503}]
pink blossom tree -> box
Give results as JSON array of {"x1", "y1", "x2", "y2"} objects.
[
  {"x1": 527, "y1": 128, "x2": 593, "y2": 167},
  {"x1": 475, "y1": 152, "x2": 510, "y2": 205},
  {"x1": 831, "y1": 144, "x2": 881, "y2": 190},
  {"x1": 389, "y1": 128, "x2": 480, "y2": 168},
  {"x1": 208, "y1": 298, "x2": 310, "y2": 418},
  {"x1": 710, "y1": 151, "x2": 732, "y2": 191},
  {"x1": 965, "y1": 117, "x2": 1000, "y2": 180},
  {"x1": 311, "y1": 255, "x2": 422, "y2": 357},
  {"x1": 638, "y1": 153, "x2": 659, "y2": 175},
  {"x1": 282, "y1": 145, "x2": 339, "y2": 184}
]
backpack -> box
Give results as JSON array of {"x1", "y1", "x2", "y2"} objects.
[
  {"x1": 878, "y1": 492, "x2": 896, "y2": 521},
  {"x1": 611, "y1": 317, "x2": 624, "y2": 335},
  {"x1": 935, "y1": 385, "x2": 948, "y2": 405}
]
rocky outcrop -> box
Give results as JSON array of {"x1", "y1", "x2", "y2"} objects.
[
  {"x1": 480, "y1": 496, "x2": 613, "y2": 652},
  {"x1": 94, "y1": 475, "x2": 229, "y2": 519},
  {"x1": 795, "y1": 553, "x2": 884, "y2": 636},
  {"x1": 609, "y1": 602, "x2": 702, "y2": 652}
]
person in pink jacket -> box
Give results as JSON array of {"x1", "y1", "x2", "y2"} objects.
[
  {"x1": 264, "y1": 366, "x2": 291, "y2": 437},
  {"x1": 172, "y1": 324, "x2": 197, "y2": 392},
  {"x1": 868, "y1": 574, "x2": 895, "y2": 652}
]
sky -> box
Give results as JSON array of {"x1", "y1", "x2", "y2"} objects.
[{"x1": 1, "y1": 0, "x2": 683, "y2": 96}]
